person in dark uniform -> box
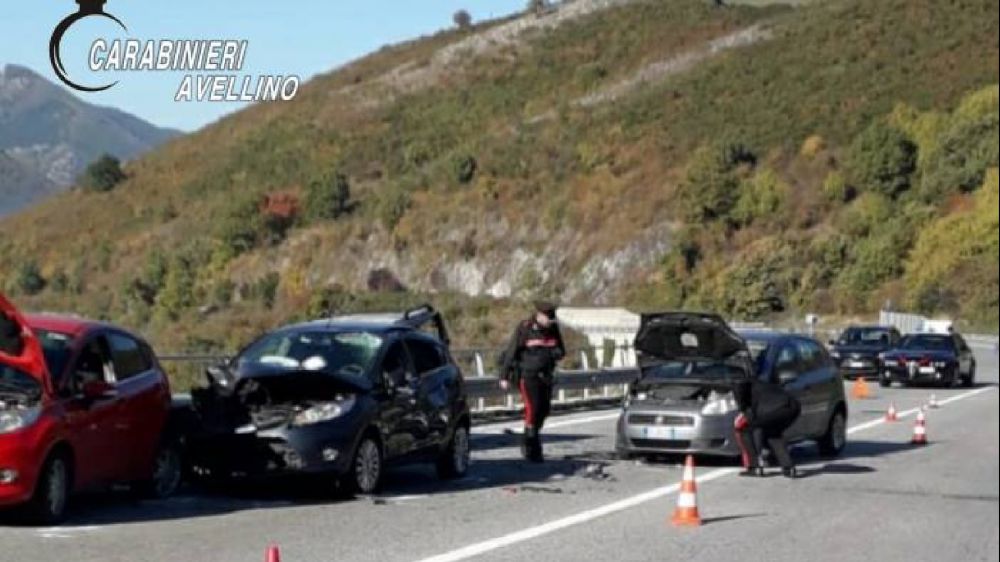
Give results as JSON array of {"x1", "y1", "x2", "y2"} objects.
[
  {"x1": 499, "y1": 301, "x2": 566, "y2": 462},
  {"x1": 733, "y1": 377, "x2": 801, "y2": 478}
]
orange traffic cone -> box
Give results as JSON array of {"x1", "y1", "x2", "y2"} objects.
[
  {"x1": 851, "y1": 378, "x2": 871, "y2": 400},
  {"x1": 927, "y1": 394, "x2": 940, "y2": 409},
  {"x1": 885, "y1": 402, "x2": 898, "y2": 422},
  {"x1": 265, "y1": 545, "x2": 281, "y2": 562},
  {"x1": 670, "y1": 455, "x2": 702, "y2": 527},
  {"x1": 911, "y1": 410, "x2": 927, "y2": 445}
]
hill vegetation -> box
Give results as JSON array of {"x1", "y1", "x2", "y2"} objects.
[{"x1": 0, "y1": 0, "x2": 997, "y2": 387}]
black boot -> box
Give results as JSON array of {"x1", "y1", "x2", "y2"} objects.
[
  {"x1": 526, "y1": 428, "x2": 544, "y2": 463},
  {"x1": 782, "y1": 466, "x2": 799, "y2": 479},
  {"x1": 521, "y1": 428, "x2": 532, "y2": 461},
  {"x1": 739, "y1": 466, "x2": 764, "y2": 477}
]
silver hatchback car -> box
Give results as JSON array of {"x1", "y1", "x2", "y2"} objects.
[{"x1": 615, "y1": 313, "x2": 848, "y2": 459}]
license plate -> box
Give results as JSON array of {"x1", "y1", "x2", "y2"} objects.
[
  {"x1": 643, "y1": 426, "x2": 679, "y2": 439},
  {"x1": 848, "y1": 361, "x2": 866, "y2": 369},
  {"x1": 919, "y1": 366, "x2": 936, "y2": 375}
]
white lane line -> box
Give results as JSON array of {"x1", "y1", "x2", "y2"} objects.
[{"x1": 415, "y1": 385, "x2": 997, "y2": 562}]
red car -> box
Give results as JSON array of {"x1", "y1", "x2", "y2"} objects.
[{"x1": 0, "y1": 294, "x2": 182, "y2": 524}]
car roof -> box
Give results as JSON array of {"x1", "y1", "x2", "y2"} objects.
[
  {"x1": 24, "y1": 313, "x2": 104, "y2": 336},
  {"x1": 737, "y1": 330, "x2": 789, "y2": 343},
  {"x1": 843, "y1": 325, "x2": 896, "y2": 331}
]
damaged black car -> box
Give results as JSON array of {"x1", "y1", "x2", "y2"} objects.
[{"x1": 184, "y1": 305, "x2": 471, "y2": 495}]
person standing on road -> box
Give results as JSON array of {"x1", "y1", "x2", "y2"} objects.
[
  {"x1": 733, "y1": 377, "x2": 801, "y2": 478},
  {"x1": 499, "y1": 301, "x2": 566, "y2": 463}
]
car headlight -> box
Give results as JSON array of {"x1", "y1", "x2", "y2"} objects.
[
  {"x1": 701, "y1": 392, "x2": 738, "y2": 416},
  {"x1": 0, "y1": 405, "x2": 42, "y2": 435},
  {"x1": 292, "y1": 396, "x2": 356, "y2": 427}
]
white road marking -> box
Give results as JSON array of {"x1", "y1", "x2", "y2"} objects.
[{"x1": 415, "y1": 384, "x2": 997, "y2": 562}]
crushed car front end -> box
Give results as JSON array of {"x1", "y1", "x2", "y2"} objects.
[{"x1": 187, "y1": 368, "x2": 375, "y2": 479}]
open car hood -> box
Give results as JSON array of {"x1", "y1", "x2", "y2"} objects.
[
  {"x1": 634, "y1": 312, "x2": 747, "y2": 364},
  {"x1": 0, "y1": 293, "x2": 49, "y2": 386}
]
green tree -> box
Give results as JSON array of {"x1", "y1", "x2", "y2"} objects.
[
  {"x1": 844, "y1": 121, "x2": 917, "y2": 199},
  {"x1": 15, "y1": 261, "x2": 46, "y2": 295},
  {"x1": 919, "y1": 112, "x2": 998, "y2": 200},
  {"x1": 217, "y1": 195, "x2": 263, "y2": 257},
  {"x1": 305, "y1": 172, "x2": 351, "y2": 221},
  {"x1": 453, "y1": 9, "x2": 472, "y2": 29},
  {"x1": 79, "y1": 154, "x2": 127, "y2": 192},
  {"x1": 675, "y1": 141, "x2": 756, "y2": 223}
]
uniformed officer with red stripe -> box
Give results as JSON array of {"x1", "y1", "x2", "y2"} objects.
[{"x1": 499, "y1": 301, "x2": 566, "y2": 462}]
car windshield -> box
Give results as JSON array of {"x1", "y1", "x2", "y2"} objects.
[
  {"x1": 237, "y1": 330, "x2": 383, "y2": 378},
  {"x1": 899, "y1": 335, "x2": 954, "y2": 351},
  {"x1": 643, "y1": 360, "x2": 747, "y2": 381},
  {"x1": 33, "y1": 328, "x2": 74, "y2": 383},
  {"x1": 0, "y1": 364, "x2": 43, "y2": 400},
  {"x1": 839, "y1": 328, "x2": 892, "y2": 345}
]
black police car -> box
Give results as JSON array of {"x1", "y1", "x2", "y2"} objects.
[
  {"x1": 185, "y1": 305, "x2": 471, "y2": 494},
  {"x1": 828, "y1": 326, "x2": 901, "y2": 380},
  {"x1": 879, "y1": 332, "x2": 977, "y2": 388}
]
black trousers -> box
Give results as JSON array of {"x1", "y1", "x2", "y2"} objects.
[
  {"x1": 735, "y1": 426, "x2": 795, "y2": 470},
  {"x1": 518, "y1": 375, "x2": 553, "y2": 429}
]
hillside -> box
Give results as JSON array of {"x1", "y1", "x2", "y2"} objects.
[
  {"x1": 0, "y1": 0, "x2": 997, "y2": 364},
  {"x1": 0, "y1": 64, "x2": 179, "y2": 216}
]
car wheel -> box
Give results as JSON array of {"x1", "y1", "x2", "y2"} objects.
[
  {"x1": 349, "y1": 436, "x2": 383, "y2": 495},
  {"x1": 437, "y1": 425, "x2": 471, "y2": 479},
  {"x1": 139, "y1": 441, "x2": 183, "y2": 499},
  {"x1": 878, "y1": 374, "x2": 891, "y2": 388},
  {"x1": 818, "y1": 410, "x2": 847, "y2": 458},
  {"x1": 962, "y1": 363, "x2": 976, "y2": 388},
  {"x1": 24, "y1": 453, "x2": 70, "y2": 525}
]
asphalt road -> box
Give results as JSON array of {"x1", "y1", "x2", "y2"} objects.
[{"x1": 2, "y1": 347, "x2": 997, "y2": 562}]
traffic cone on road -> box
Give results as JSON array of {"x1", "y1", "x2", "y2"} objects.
[
  {"x1": 851, "y1": 378, "x2": 871, "y2": 400},
  {"x1": 885, "y1": 402, "x2": 898, "y2": 422},
  {"x1": 265, "y1": 545, "x2": 281, "y2": 562},
  {"x1": 911, "y1": 410, "x2": 928, "y2": 445},
  {"x1": 927, "y1": 394, "x2": 940, "y2": 409},
  {"x1": 670, "y1": 455, "x2": 702, "y2": 527}
]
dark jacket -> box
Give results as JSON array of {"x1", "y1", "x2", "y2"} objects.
[
  {"x1": 499, "y1": 319, "x2": 566, "y2": 381},
  {"x1": 734, "y1": 378, "x2": 801, "y2": 431},
  {"x1": 0, "y1": 312, "x2": 24, "y2": 356}
]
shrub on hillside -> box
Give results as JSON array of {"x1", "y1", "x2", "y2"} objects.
[
  {"x1": 919, "y1": 111, "x2": 998, "y2": 200},
  {"x1": 453, "y1": 155, "x2": 477, "y2": 185},
  {"x1": 836, "y1": 192, "x2": 893, "y2": 238},
  {"x1": 14, "y1": 261, "x2": 46, "y2": 295},
  {"x1": 844, "y1": 121, "x2": 917, "y2": 199},
  {"x1": 732, "y1": 169, "x2": 790, "y2": 227},
  {"x1": 305, "y1": 172, "x2": 351, "y2": 221},
  {"x1": 79, "y1": 154, "x2": 127, "y2": 192},
  {"x1": 375, "y1": 181, "x2": 412, "y2": 231},
  {"x1": 453, "y1": 10, "x2": 472, "y2": 29},
  {"x1": 821, "y1": 171, "x2": 854, "y2": 203},
  {"x1": 676, "y1": 141, "x2": 756, "y2": 223}
]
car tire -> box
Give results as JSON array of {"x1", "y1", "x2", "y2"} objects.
[
  {"x1": 348, "y1": 435, "x2": 383, "y2": 495},
  {"x1": 962, "y1": 363, "x2": 976, "y2": 388},
  {"x1": 137, "y1": 441, "x2": 183, "y2": 500},
  {"x1": 23, "y1": 452, "x2": 71, "y2": 525},
  {"x1": 817, "y1": 410, "x2": 847, "y2": 458},
  {"x1": 436, "y1": 425, "x2": 471, "y2": 479},
  {"x1": 878, "y1": 375, "x2": 891, "y2": 388}
]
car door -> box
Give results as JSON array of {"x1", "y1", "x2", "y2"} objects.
[
  {"x1": 404, "y1": 336, "x2": 451, "y2": 452},
  {"x1": 61, "y1": 333, "x2": 125, "y2": 488},
  {"x1": 376, "y1": 339, "x2": 423, "y2": 460},
  {"x1": 769, "y1": 342, "x2": 810, "y2": 441},
  {"x1": 405, "y1": 336, "x2": 454, "y2": 450},
  {"x1": 107, "y1": 331, "x2": 170, "y2": 481},
  {"x1": 796, "y1": 339, "x2": 838, "y2": 438}
]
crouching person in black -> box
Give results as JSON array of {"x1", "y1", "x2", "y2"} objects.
[
  {"x1": 733, "y1": 377, "x2": 801, "y2": 478},
  {"x1": 499, "y1": 301, "x2": 565, "y2": 463}
]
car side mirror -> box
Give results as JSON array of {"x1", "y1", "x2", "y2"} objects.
[
  {"x1": 81, "y1": 379, "x2": 117, "y2": 400},
  {"x1": 777, "y1": 370, "x2": 798, "y2": 385}
]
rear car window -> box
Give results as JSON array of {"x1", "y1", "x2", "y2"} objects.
[
  {"x1": 109, "y1": 333, "x2": 152, "y2": 381},
  {"x1": 406, "y1": 338, "x2": 447, "y2": 375},
  {"x1": 839, "y1": 328, "x2": 894, "y2": 345},
  {"x1": 899, "y1": 335, "x2": 955, "y2": 351}
]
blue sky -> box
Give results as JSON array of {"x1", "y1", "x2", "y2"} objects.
[{"x1": 1, "y1": 1, "x2": 524, "y2": 132}]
